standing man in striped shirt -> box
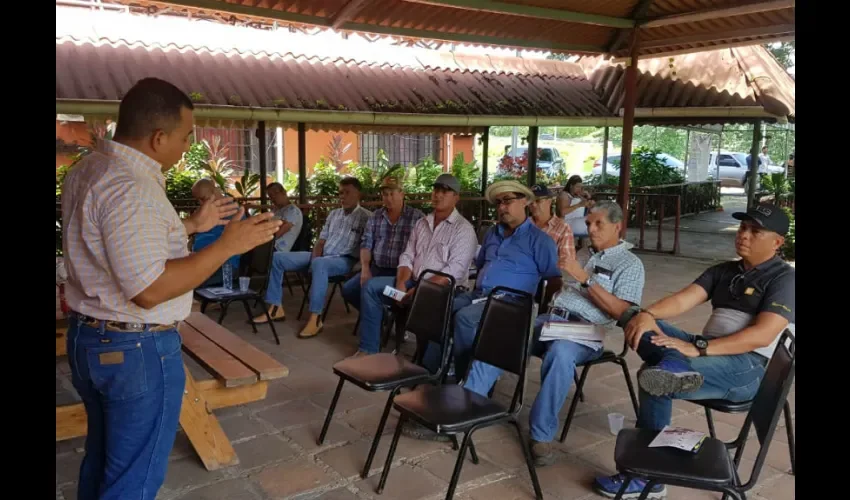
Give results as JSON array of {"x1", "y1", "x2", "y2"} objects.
[{"x1": 61, "y1": 77, "x2": 282, "y2": 500}]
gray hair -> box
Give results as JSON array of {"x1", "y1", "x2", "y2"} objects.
[{"x1": 589, "y1": 200, "x2": 624, "y2": 224}]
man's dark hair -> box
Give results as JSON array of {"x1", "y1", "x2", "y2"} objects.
[
  {"x1": 339, "y1": 176, "x2": 362, "y2": 191},
  {"x1": 267, "y1": 182, "x2": 284, "y2": 192},
  {"x1": 114, "y1": 78, "x2": 194, "y2": 139}
]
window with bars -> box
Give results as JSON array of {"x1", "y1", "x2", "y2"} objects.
[
  {"x1": 193, "y1": 126, "x2": 280, "y2": 176},
  {"x1": 358, "y1": 133, "x2": 441, "y2": 167}
]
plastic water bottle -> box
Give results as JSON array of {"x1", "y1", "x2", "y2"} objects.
[{"x1": 222, "y1": 262, "x2": 233, "y2": 290}]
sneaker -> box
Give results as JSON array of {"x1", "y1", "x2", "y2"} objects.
[
  {"x1": 592, "y1": 473, "x2": 667, "y2": 499},
  {"x1": 638, "y1": 359, "x2": 704, "y2": 397},
  {"x1": 530, "y1": 440, "x2": 556, "y2": 467},
  {"x1": 399, "y1": 421, "x2": 451, "y2": 442}
]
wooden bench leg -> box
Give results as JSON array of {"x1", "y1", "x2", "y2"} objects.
[
  {"x1": 179, "y1": 366, "x2": 239, "y2": 471},
  {"x1": 56, "y1": 403, "x2": 87, "y2": 441}
]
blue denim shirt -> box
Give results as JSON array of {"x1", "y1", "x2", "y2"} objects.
[{"x1": 475, "y1": 218, "x2": 560, "y2": 295}]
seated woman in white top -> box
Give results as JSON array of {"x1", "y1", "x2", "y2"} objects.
[{"x1": 557, "y1": 175, "x2": 594, "y2": 239}]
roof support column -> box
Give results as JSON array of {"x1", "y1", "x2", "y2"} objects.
[
  {"x1": 527, "y1": 126, "x2": 539, "y2": 187},
  {"x1": 601, "y1": 126, "x2": 610, "y2": 184},
  {"x1": 257, "y1": 120, "x2": 268, "y2": 207},
  {"x1": 747, "y1": 119, "x2": 763, "y2": 210},
  {"x1": 298, "y1": 123, "x2": 308, "y2": 205},
  {"x1": 480, "y1": 127, "x2": 490, "y2": 198},
  {"x1": 617, "y1": 29, "x2": 640, "y2": 238}
]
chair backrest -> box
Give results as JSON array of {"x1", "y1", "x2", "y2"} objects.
[
  {"x1": 406, "y1": 270, "x2": 455, "y2": 371},
  {"x1": 740, "y1": 329, "x2": 795, "y2": 490},
  {"x1": 292, "y1": 211, "x2": 312, "y2": 252},
  {"x1": 463, "y1": 286, "x2": 535, "y2": 413},
  {"x1": 239, "y1": 238, "x2": 276, "y2": 292}
]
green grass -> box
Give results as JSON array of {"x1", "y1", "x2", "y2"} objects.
[{"x1": 475, "y1": 136, "x2": 602, "y2": 177}]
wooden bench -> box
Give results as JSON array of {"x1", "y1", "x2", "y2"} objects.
[{"x1": 55, "y1": 312, "x2": 289, "y2": 471}]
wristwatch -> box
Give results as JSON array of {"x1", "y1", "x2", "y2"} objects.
[
  {"x1": 581, "y1": 275, "x2": 594, "y2": 288},
  {"x1": 693, "y1": 336, "x2": 709, "y2": 356}
]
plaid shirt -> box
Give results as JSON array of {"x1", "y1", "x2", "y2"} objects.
[
  {"x1": 536, "y1": 215, "x2": 575, "y2": 269},
  {"x1": 361, "y1": 204, "x2": 425, "y2": 269},
  {"x1": 61, "y1": 140, "x2": 192, "y2": 323},
  {"x1": 398, "y1": 209, "x2": 478, "y2": 286},
  {"x1": 552, "y1": 241, "x2": 645, "y2": 325},
  {"x1": 320, "y1": 205, "x2": 372, "y2": 257}
]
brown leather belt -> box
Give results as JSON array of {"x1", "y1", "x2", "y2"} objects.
[{"x1": 73, "y1": 313, "x2": 178, "y2": 333}]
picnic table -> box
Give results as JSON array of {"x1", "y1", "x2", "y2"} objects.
[{"x1": 55, "y1": 312, "x2": 288, "y2": 470}]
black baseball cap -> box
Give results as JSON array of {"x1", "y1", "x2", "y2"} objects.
[
  {"x1": 530, "y1": 184, "x2": 553, "y2": 198},
  {"x1": 732, "y1": 203, "x2": 790, "y2": 236}
]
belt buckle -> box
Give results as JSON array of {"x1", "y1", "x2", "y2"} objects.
[{"x1": 125, "y1": 322, "x2": 145, "y2": 332}]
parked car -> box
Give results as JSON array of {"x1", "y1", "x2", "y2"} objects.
[
  {"x1": 708, "y1": 151, "x2": 785, "y2": 187},
  {"x1": 591, "y1": 153, "x2": 684, "y2": 177},
  {"x1": 501, "y1": 146, "x2": 565, "y2": 176}
]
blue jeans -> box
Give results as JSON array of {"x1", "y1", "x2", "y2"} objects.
[
  {"x1": 356, "y1": 278, "x2": 416, "y2": 354},
  {"x1": 66, "y1": 315, "x2": 185, "y2": 500},
  {"x1": 636, "y1": 321, "x2": 768, "y2": 430},
  {"x1": 464, "y1": 314, "x2": 603, "y2": 442},
  {"x1": 264, "y1": 251, "x2": 354, "y2": 315},
  {"x1": 422, "y1": 290, "x2": 485, "y2": 378},
  {"x1": 341, "y1": 265, "x2": 398, "y2": 311}
]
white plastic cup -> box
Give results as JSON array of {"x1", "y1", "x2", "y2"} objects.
[
  {"x1": 239, "y1": 276, "x2": 250, "y2": 292},
  {"x1": 608, "y1": 412, "x2": 625, "y2": 436}
]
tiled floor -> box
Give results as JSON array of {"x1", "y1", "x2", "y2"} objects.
[{"x1": 55, "y1": 252, "x2": 795, "y2": 500}]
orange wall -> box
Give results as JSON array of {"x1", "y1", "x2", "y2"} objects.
[
  {"x1": 282, "y1": 129, "x2": 360, "y2": 175},
  {"x1": 453, "y1": 135, "x2": 475, "y2": 165}
]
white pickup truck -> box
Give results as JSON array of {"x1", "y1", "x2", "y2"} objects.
[{"x1": 709, "y1": 151, "x2": 785, "y2": 187}]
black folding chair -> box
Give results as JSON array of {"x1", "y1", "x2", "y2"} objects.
[
  {"x1": 194, "y1": 238, "x2": 281, "y2": 344},
  {"x1": 558, "y1": 334, "x2": 639, "y2": 443},
  {"x1": 318, "y1": 270, "x2": 456, "y2": 479},
  {"x1": 377, "y1": 286, "x2": 543, "y2": 500},
  {"x1": 609, "y1": 329, "x2": 796, "y2": 500}
]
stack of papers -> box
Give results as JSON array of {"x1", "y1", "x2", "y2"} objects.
[
  {"x1": 539, "y1": 319, "x2": 605, "y2": 349},
  {"x1": 648, "y1": 426, "x2": 708, "y2": 453},
  {"x1": 203, "y1": 287, "x2": 237, "y2": 296}
]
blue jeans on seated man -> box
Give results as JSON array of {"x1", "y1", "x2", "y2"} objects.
[
  {"x1": 341, "y1": 264, "x2": 398, "y2": 311},
  {"x1": 67, "y1": 316, "x2": 185, "y2": 500},
  {"x1": 634, "y1": 320, "x2": 767, "y2": 431},
  {"x1": 356, "y1": 277, "x2": 416, "y2": 354},
  {"x1": 264, "y1": 251, "x2": 355, "y2": 315},
  {"x1": 463, "y1": 313, "x2": 603, "y2": 442}
]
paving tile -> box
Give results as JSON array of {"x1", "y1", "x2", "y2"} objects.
[
  {"x1": 318, "y1": 435, "x2": 447, "y2": 479},
  {"x1": 533, "y1": 456, "x2": 599, "y2": 499},
  {"x1": 56, "y1": 451, "x2": 83, "y2": 486},
  {"x1": 255, "y1": 400, "x2": 328, "y2": 431},
  {"x1": 232, "y1": 433, "x2": 298, "y2": 471},
  {"x1": 254, "y1": 460, "x2": 337, "y2": 499},
  {"x1": 418, "y1": 451, "x2": 504, "y2": 486},
  {"x1": 310, "y1": 385, "x2": 388, "y2": 415},
  {"x1": 219, "y1": 413, "x2": 274, "y2": 442},
  {"x1": 162, "y1": 457, "x2": 227, "y2": 494},
  {"x1": 314, "y1": 487, "x2": 361, "y2": 500},
  {"x1": 286, "y1": 421, "x2": 363, "y2": 454},
  {"x1": 465, "y1": 478, "x2": 558, "y2": 500},
  {"x1": 353, "y1": 464, "x2": 446, "y2": 500},
  {"x1": 175, "y1": 478, "x2": 262, "y2": 500}
]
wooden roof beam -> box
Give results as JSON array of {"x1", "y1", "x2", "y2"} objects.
[
  {"x1": 329, "y1": 0, "x2": 373, "y2": 30},
  {"x1": 641, "y1": 0, "x2": 795, "y2": 29},
  {"x1": 404, "y1": 0, "x2": 634, "y2": 29},
  {"x1": 641, "y1": 24, "x2": 795, "y2": 50}
]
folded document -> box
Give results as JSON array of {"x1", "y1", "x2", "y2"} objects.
[{"x1": 539, "y1": 319, "x2": 606, "y2": 343}]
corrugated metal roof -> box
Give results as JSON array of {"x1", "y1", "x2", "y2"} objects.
[
  {"x1": 578, "y1": 44, "x2": 795, "y2": 122},
  {"x1": 108, "y1": 0, "x2": 795, "y2": 58},
  {"x1": 55, "y1": 36, "x2": 613, "y2": 118}
]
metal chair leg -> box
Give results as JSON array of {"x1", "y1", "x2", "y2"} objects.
[
  {"x1": 445, "y1": 432, "x2": 473, "y2": 500},
  {"x1": 377, "y1": 415, "x2": 406, "y2": 494},
  {"x1": 318, "y1": 379, "x2": 345, "y2": 445},
  {"x1": 618, "y1": 358, "x2": 639, "y2": 417},
  {"x1": 200, "y1": 300, "x2": 209, "y2": 314},
  {"x1": 783, "y1": 400, "x2": 795, "y2": 475},
  {"x1": 705, "y1": 408, "x2": 718, "y2": 438},
  {"x1": 362, "y1": 388, "x2": 401, "y2": 478},
  {"x1": 241, "y1": 300, "x2": 258, "y2": 334},
  {"x1": 352, "y1": 316, "x2": 360, "y2": 336},
  {"x1": 559, "y1": 364, "x2": 591, "y2": 443},
  {"x1": 637, "y1": 479, "x2": 659, "y2": 500},
  {"x1": 575, "y1": 372, "x2": 585, "y2": 402},
  {"x1": 468, "y1": 437, "x2": 479, "y2": 464},
  {"x1": 511, "y1": 419, "x2": 543, "y2": 500},
  {"x1": 217, "y1": 301, "x2": 230, "y2": 324},
  {"x1": 613, "y1": 475, "x2": 632, "y2": 500}
]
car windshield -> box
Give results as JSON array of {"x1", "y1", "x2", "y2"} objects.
[{"x1": 732, "y1": 153, "x2": 748, "y2": 165}]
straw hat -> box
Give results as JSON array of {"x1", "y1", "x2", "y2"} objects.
[{"x1": 485, "y1": 180, "x2": 535, "y2": 204}]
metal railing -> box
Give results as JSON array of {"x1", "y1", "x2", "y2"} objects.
[{"x1": 590, "y1": 191, "x2": 681, "y2": 255}]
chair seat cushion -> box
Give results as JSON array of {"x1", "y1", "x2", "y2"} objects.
[
  {"x1": 614, "y1": 428, "x2": 736, "y2": 485},
  {"x1": 333, "y1": 353, "x2": 430, "y2": 391},
  {"x1": 194, "y1": 289, "x2": 258, "y2": 302},
  {"x1": 690, "y1": 399, "x2": 753, "y2": 413},
  {"x1": 392, "y1": 384, "x2": 508, "y2": 433}
]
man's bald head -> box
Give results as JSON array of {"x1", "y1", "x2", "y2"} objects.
[{"x1": 192, "y1": 178, "x2": 220, "y2": 203}]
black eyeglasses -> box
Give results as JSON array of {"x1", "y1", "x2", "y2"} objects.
[{"x1": 493, "y1": 196, "x2": 522, "y2": 206}]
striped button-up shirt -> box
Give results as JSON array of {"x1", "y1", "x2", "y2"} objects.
[
  {"x1": 61, "y1": 140, "x2": 192, "y2": 324},
  {"x1": 361, "y1": 204, "x2": 425, "y2": 269},
  {"x1": 397, "y1": 208, "x2": 478, "y2": 286},
  {"x1": 536, "y1": 215, "x2": 575, "y2": 269},
  {"x1": 320, "y1": 205, "x2": 372, "y2": 257}
]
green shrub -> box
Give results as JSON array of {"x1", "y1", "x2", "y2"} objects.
[{"x1": 782, "y1": 207, "x2": 795, "y2": 261}]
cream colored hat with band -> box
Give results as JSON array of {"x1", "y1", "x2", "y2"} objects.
[{"x1": 485, "y1": 180, "x2": 535, "y2": 204}]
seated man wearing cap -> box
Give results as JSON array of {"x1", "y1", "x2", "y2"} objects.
[
  {"x1": 355, "y1": 173, "x2": 478, "y2": 357},
  {"x1": 464, "y1": 200, "x2": 645, "y2": 465},
  {"x1": 530, "y1": 183, "x2": 575, "y2": 272},
  {"x1": 342, "y1": 176, "x2": 425, "y2": 355},
  {"x1": 593, "y1": 203, "x2": 795, "y2": 499}
]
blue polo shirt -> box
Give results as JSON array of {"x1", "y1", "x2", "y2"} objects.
[
  {"x1": 475, "y1": 218, "x2": 560, "y2": 295},
  {"x1": 192, "y1": 219, "x2": 241, "y2": 272}
]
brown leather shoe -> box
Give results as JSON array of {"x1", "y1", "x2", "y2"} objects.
[
  {"x1": 298, "y1": 314, "x2": 323, "y2": 338},
  {"x1": 530, "y1": 440, "x2": 556, "y2": 467},
  {"x1": 253, "y1": 305, "x2": 285, "y2": 324}
]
